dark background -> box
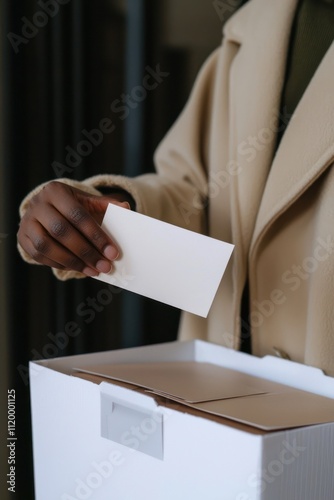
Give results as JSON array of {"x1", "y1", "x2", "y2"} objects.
[{"x1": 0, "y1": 1, "x2": 245, "y2": 498}]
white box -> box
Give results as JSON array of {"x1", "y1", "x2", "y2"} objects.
[{"x1": 29, "y1": 340, "x2": 334, "y2": 500}]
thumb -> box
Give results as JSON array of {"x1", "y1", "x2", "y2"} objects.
[
  {"x1": 108, "y1": 200, "x2": 131, "y2": 210},
  {"x1": 79, "y1": 194, "x2": 131, "y2": 225},
  {"x1": 98, "y1": 199, "x2": 131, "y2": 226},
  {"x1": 99, "y1": 198, "x2": 131, "y2": 213}
]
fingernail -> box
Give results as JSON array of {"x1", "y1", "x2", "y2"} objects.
[
  {"x1": 96, "y1": 260, "x2": 112, "y2": 273},
  {"x1": 83, "y1": 267, "x2": 99, "y2": 277},
  {"x1": 104, "y1": 245, "x2": 119, "y2": 261}
]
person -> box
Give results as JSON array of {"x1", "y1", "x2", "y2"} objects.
[{"x1": 17, "y1": 0, "x2": 334, "y2": 375}]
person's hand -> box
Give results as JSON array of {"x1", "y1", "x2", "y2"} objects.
[{"x1": 17, "y1": 181, "x2": 131, "y2": 277}]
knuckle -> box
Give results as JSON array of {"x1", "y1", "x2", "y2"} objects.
[
  {"x1": 29, "y1": 193, "x2": 42, "y2": 208},
  {"x1": 45, "y1": 181, "x2": 64, "y2": 193},
  {"x1": 65, "y1": 256, "x2": 83, "y2": 271},
  {"x1": 79, "y1": 246, "x2": 96, "y2": 260},
  {"x1": 31, "y1": 181, "x2": 65, "y2": 206},
  {"x1": 68, "y1": 207, "x2": 88, "y2": 225},
  {"x1": 91, "y1": 229, "x2": 105, "y2": 245},
  {"x1": 40, "y1": 182, "x2": 58, "y2": 198},
  {"x1": 33, "y1": 236, "x2": 50, "y2": 255},
  {"x1": 30, "y1": 248, "x2": 43, "y2": 262},
  {"x1": 50, "y1": 220, "x2": 69, "y2": 238}
]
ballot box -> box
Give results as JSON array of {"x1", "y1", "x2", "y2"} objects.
[{"x1": 29, "y1": 340, "x2": 334, "y2": 500}]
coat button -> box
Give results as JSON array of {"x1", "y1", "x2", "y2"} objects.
[{"x1": 273, "y1": 347, "x2": 291, "y2": 360}]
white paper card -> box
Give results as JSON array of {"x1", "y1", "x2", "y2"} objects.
[{"x1": 95, "y1": 204, "x2": 234, "y2": 317}]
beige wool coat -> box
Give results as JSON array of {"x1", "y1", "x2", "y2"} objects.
[{"x1": 19, "y1": 0, "x2": 334, "y2": 375}]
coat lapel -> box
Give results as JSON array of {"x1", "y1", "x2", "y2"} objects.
[
  {"x1": 250, "y1": 41, "x2": 334, "y2": 259},
  {"x1": 224, "y1": 0, "x2": 299, "y2": 285}
]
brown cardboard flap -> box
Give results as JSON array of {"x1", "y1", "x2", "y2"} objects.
[
  {"x1": 170, "y1": 392, "x2": 334, "y2": 431},
  {"x1": 75, "y1": 361, "x2": 269, "y2": 403},
  {"x1": 74, "y1": 361, "x2": 334, "y2": 431}
]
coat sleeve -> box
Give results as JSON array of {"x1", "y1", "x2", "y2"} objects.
[{"x1": 17, "y1": 47, "x2": 222, "y2": 281}]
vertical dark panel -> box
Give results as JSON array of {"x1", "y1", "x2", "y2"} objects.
[
  {"x1": 121, "y1": 0, "x2": 146, "y2": 347},
  {"x1": 70, "y1": 0, "x2": 84, "y2": 176},
  {"x1": 124, "y1": 0, "x2": 145, "y2": 177},
  {"x1": 70, "y1": 0, "x2": 86, "y2": 353}
]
